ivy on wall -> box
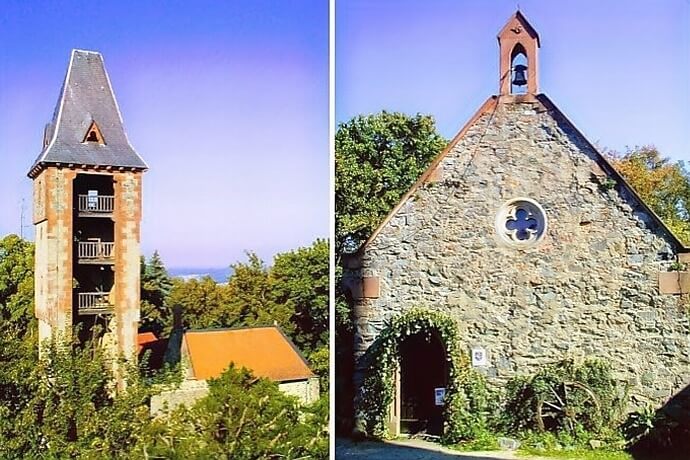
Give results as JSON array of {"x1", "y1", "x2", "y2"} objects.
[{"x1": 357, "y1": 308, "x2": 496, "y2": 443}]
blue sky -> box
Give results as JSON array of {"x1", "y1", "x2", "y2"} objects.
[
  {"x1": 0, "y1": 0, "x2": 328, "y2": 268},
  {"x1": 337, "y1": 0, "x2": 690, "y2": 163}
]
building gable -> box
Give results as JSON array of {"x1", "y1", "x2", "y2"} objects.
[{"x1": 356, "y1": 95, "x2": 687, "y2": 258}]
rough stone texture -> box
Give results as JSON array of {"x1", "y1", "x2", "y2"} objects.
[
  {"x1": 151, "y1": 378, "x2": 320, "y2": 416},
  {"x1": 279, "y1": 377, "x2": 321, "y2": 404},
  {"x1": 150, "y1": 379, "x2": 209, "y2": 416},
  {"x1": 33, "y1": 167, "x2": 143, "y2": 363},
  {"x1": 113, "y1": 171, "x2": 143, "y2": 360},
  {"x1": 347, "y1": 98, "x2": 690, "y2": 418},
  {"x1": 34, "y1": 167, "x2": 76, "y2": 351}
]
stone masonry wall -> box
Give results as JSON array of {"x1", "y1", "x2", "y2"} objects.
[
  {"x1": 114, "y1": 171, "x2": 143, "y2": 360},
  {"x1": 34, "y1": 167, "x2": 76, "y2": 350},
  {"x1": 279, "y1": 377, "x2": 321, "y2": 405},
  {"x1": 350, "y1": 98, "x2": 690, "y2": 409}
]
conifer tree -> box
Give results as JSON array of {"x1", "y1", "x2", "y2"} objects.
[{"x1": 140, "y1": 250, "x2": 173, "y2": 335}]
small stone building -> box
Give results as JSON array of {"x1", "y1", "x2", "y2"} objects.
[
  {"x1": 344, "y1": 12, "x2": 690, "y2": 437},
  {"x1": 151, "y1": 326, "x2": 320, "y2": 414}
]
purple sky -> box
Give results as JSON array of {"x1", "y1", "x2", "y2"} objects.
[
  {"x1": 0, "y1": 0, "x2": 328, "y2": 268},
  {"x1": 337, "y1": 0, "x2": 690, "y2": 163}
]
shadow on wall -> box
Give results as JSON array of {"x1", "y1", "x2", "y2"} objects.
[
  {"x1": 627, "y1": 383, "x2": 690, "y2": 460},
  {"x1": 335, "y1": 287, "x2": 356, "y2": 435}
]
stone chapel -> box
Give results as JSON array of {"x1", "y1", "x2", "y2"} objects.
[
  {"x1": 29, "y1": 49, "x2": 147, "y2": 359},
  {"x1": 344, "y1": 12, "x2": 690, "y2": 437}
]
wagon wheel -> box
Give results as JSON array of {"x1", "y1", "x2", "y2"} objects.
[{"x1": 535, "y1": 381, "x2": 600, "y2": 432}]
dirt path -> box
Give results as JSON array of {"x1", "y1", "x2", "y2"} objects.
[{"x1": 335, "y1": 437, "x2": 547, "y2": 460}]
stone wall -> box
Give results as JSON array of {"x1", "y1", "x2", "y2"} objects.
[
  {"x1": 348, "y1": 97, "x2": 690, "y2": 410},
  {"x1": 150, "y1": 379, "x2": 210, "y2": 417},
  {"x1": 34, "y1": 167, "x2": 76, "y2": 351},
  {"x1": 151, "y1": 377, "x2": 320, "y2": 416},
  {"x1": 114, "y1": 171, "x2": 143, "y2": 360},
  {"x1": 32, "y1": 167, "x2": 143, "y2": 362},
  {"x1": 279, "y1": 377, "x2": 321, "y2": 404}
]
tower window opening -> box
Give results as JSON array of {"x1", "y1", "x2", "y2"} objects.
[
  {"x1": 83, "y1": 121, "x2": 105, "y2": 144},
  {"x1": 510, "y1": 44, "x2": 528, "y2": 95}
]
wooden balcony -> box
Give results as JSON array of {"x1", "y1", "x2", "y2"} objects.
[
  {"x1": 77, "y1": 292, "x2": 113, "y2": 314},
  {"x1": 77, "y1": 241, "x2": 115, "y2": 264},
  {"x1": 78, "y1": 194, "x2": 114, "y2": 217}
]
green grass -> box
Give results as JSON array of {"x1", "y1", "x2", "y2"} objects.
[{"x1": 517, "y1": 446, "x2": 632, "y2": 460}]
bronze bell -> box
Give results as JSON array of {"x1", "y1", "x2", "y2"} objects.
[{"x1": 512, "y1": 64, "x2": 528, "y2": 86}]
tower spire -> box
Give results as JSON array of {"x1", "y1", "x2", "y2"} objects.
[{"x1": 28, "y1": 49, "x2": 147, "y2": 178}]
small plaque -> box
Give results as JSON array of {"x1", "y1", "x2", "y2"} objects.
[
  {"x1": 434, "y1": 387, "x2": 446, "y2": 406},
  {"x1": 471, "y1": 347, "x2": 488, "y2": 367}
]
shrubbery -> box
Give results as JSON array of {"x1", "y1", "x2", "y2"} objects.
[
  {"x1": 0, "y1": 235, "x2": 329, "y2": 459},
  {"x1": 501, "y1": 358, "x2": 626, "y2": 435},
  {"x1": 0, "y1": 337, "x2": 329, "y2": 459}
]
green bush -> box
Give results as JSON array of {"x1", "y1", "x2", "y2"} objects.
[
  {"x1": 501, "y1": 358, "x2": 625, "y2": 435},
  {"x1": 622, "y1": 405, "x2": 690, "y2": 455},
  {"x1": 138, "y1": 364, "x2": 328, "y2": 459}
]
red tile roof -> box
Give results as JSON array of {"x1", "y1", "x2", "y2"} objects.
[
  {"x1": 137, "y1": 332, "x2": 158, "y2": 352},
  {"x1": 183, "y1": 327, "x2": 315, "y2": 382}
]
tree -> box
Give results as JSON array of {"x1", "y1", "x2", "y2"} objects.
[
  {"x1": 0, "y1": 333, "x2": 161, "y2": 458},
  {"x1": 0, "y1": 235, "x2": 329, "y2": 457},
  {"x1": 269, "y1": 239, "x2": 329, "y2": 354},
  {"x1": 167, "y1": 276, "x2": 232, "y2": 330},
  {"x1": 335, "y1": 111, "x2": 448, "y2": 255},
  {"x1": 140, "y1": 250, "x2": 173, "y2": 335},
  {"x1": 609, "y1": 147, "x2": 690, "y2": 245},
  {"x1": 137, "y1": 365, "x2": 328, "y2": 459},
  {"x1": 334, "y1": 112, "x2": 446, "y2": 431},
  {"x1": 0, "y1": 234, "x2": 35, "y2": 338}
]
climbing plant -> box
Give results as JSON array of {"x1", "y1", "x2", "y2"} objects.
[{"x1": 357, "y1": 308, "x2": 496, "y2": 443}]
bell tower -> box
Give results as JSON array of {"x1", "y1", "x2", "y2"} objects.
[
  {"x1": 29, "y1": 49, "x2": 147, "y2": 359},
  {"x1": 497, "y1": 11, "x2": 540, "y2": 96}
]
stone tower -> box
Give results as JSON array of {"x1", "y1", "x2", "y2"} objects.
[{"x1": 28, "y1": 49, "x2": 147, "y2": 359}]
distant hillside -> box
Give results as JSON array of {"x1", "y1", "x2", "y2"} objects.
[{"x1": 168, "y1": 267, "x2": 232, "y2": 284}]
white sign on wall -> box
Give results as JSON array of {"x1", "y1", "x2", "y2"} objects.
[
  {"x1": 471, "y1": 347, "x2": 488, "y2": 367},
  {"x1": 434, "y1": 387, "x2": 446, "y2": 406}
]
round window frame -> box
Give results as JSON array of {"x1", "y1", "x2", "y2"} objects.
[{"x1": 494, "y1": 197, "x2": 548, "y2": 247}]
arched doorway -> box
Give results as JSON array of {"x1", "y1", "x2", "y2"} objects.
[{"x1": 399, "y1": 331, "x2": 448, "y2": 436}]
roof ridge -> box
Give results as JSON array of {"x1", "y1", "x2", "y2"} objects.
[
  {"x1": 353, "y1": 95, "x2": 499, "y2": 254},
  {"x1": 34, "y1": 50, "x2": 76, "y2": 167},
  {"x1": 352, "y1": 94, "x2": 688, "y2": 256},
  {"x1": 185, "y1": 325, "x2": 278, "y2": 334},
  {"x1": 536, "y1": 93, "x2": 688, "y2": 252},
  {"x1": 72, "y1": 48, "x2": 102, "y2": 55}
]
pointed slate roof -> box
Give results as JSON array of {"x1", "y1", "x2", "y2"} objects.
[{"x1": 28, "y1": 49, "x2": 147, "y2": 178}]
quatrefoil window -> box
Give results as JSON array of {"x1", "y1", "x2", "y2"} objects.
[{"x1": 495, "y1": 198, "x2": 547, "y2": 246}]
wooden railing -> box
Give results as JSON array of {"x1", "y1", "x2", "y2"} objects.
[
  {"x1": 77, "y1": 292, "x2": 112, "y2": 313},
  {"x1": 77, "y1": 241, "x2": 114, "y2": 260},
  {"x1": 78, "y1": 195, "x2": 114, "y2": 213}
]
